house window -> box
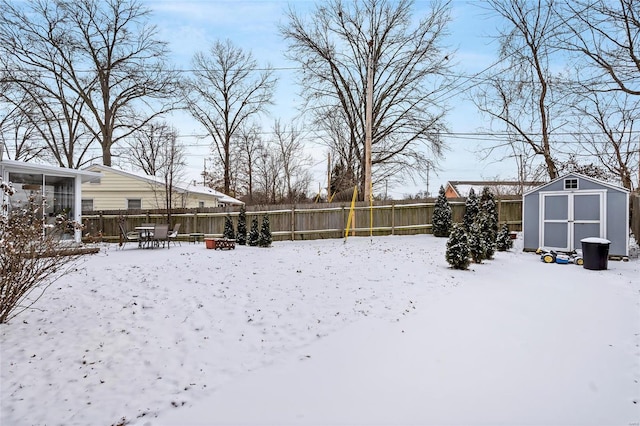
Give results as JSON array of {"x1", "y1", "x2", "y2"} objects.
[
  {"x1": 198, "y1": 201, "x2": 205, "y2": 208},
  {"x1": 564, "y1": 178, "x2": 578, "y2": 190},
  {"x1": 81, "y1": 199, "x2": 93, "y2": 211},
  {"x1": 127, "y1": 198, "x2": 142, "y2": 210}
]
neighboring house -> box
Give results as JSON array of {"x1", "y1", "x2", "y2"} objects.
[
  {"x1": 444, "y1": 180, "x2": 545, "y2": 199},
  {"x1": 0, "y1": 159, "x2": 101, "y2": 243},
  {"x1": 81, "y1": 164, "x2": 243, "y2": 211}
]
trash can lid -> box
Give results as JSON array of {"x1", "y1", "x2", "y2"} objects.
[{"x1": 580, "y1": 237, "x2": 610, "y2": 244}]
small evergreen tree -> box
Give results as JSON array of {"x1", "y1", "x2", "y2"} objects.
[
  {"x1": 479, "y1": 186, "x2": 498, "y2": 242},
  {"x1": 446, "y1": 223, "x2": 470, "y2": 270},
  {"x1": 468, "y1": 219, "x2": 486, "y2": 263},
  {"x1": 258, "y1": 213, "x2": 272, "y2": 247},
  {"x1": 248, "y1": 217, "x2": 260, "y2": 246},
  {"x1": 236, "y1": 205, "x2": 247, "y2": 245},
  {"x1": 477, "y1": 210, "x2": 496, "y2": 260},
  {"x1": 223, "y1": 214, "x2": 235, "y2": 239},
  {"x1": 496, "y1": 224, "x2": 513, "y2": 251},
  {"x1": 432, "y1": 185, "x2": 452, "y2": 237},
  {"x1": 463, "y1": 188, "x2": 479, "y2": 232}
]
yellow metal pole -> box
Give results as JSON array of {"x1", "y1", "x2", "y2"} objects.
[{"x1": 344, "y1": 186, "x2": 358, "y2": 242}]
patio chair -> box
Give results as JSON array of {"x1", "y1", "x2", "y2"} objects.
[
  {"x1": 152, "y1": 224, "x2": 170, "y2": 249},
  {"x1": 168, "y1": 223, "x2": 181, "y2": 247},
  {"x1": 118, "y1": 222, "x2": 139, "y2": 249}
]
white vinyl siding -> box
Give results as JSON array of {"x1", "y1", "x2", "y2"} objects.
[{"x1": 81, "y1": 166, "x2": 221, "y2": 210}]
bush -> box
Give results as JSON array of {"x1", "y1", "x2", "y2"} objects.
[
  {"x1": 236, "y1": 205, "x2": 247, "y2": 245},
  {"x1": 477, "y1": 210, "x2": 496, "y2": 260},
  {"x1": 0, "y1": 183, "x2": 82, "y2": 324},
  {"x1": 258, "y1": 213, "x2": 272, "y2": 247},
  {"x1": 467, "y1": 219, "x2": 486, "y2": 263},
  {"x1": 479, "y1": 186, "x2": 498, "y2": 242},
  {"x1": 496, "y1": 224, "x2": 513, "y2": 251},
  {"x1": 248, "y1": 217, "x2": 259, "y2": 246},
  {"x1": 432, "y1": 185, "x2": 452, "y2": 237},
  {"x1": 446, "y1": 223, "x2": 470, "y2": 270},
  {"x1": 463, "y1": 188, "x2": 479, "y2": 232},
  {"x1": 223, "y1": 214, "x2": 235, "y2": 240}
]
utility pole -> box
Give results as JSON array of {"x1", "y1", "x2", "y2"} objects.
[
  {"x1": 364, "y1": 39, "x2": 373, "y2": 202},
  {"x1": 426, "y1": 162, "x2": 430, "y2": 197},
  {"x1": 327, "y1": 151, "x2": 331, "y2": 201}
]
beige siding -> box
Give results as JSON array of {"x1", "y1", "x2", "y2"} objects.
[{"x1": 81, "y1": 167, "x2": 219, "y2": 210}]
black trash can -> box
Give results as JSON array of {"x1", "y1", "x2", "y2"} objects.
[{"x1": 580, "y1": 237, "x2": 610, "y2": 270}]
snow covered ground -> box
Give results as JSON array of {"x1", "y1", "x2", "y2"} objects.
[{"x1": 1, "y1": 234, "x2": 639, "y2": 426}]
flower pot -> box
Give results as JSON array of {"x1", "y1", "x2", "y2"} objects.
[{"x1": 204, "y1": 238, "x2": 216, "y2": 249}]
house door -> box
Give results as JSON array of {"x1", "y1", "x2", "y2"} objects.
[{"x1": 540, "y1": 191, "x2": 605, "y2": 251}]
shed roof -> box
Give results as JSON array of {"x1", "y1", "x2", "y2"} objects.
[{"x1": 523, "y1": 172, "x2": 629, "y2": 196}]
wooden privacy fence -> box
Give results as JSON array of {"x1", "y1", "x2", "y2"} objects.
[{"x1": 82, "y1": 197, "x2": 524, "y2": 243}]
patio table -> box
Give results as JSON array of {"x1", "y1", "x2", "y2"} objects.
[{"x1": 135, "y1": 225, "x2": 155, "y2": 249}]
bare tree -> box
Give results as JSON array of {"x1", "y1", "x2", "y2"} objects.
[
  {"x1": 186, "y1": 39, "x2": 276, "y2": 195},
  {"x1": 0, "y1": 59, "x2": 95, "y2": 167},
  {"x1": 157, "y1": 130, "x2": 186, "y2": 225},
  {"x1": 0, "y1": 0, "x2": 181, "y2": 167},
  {"x1": 473, "y1": 0, "x2": 565, "y2": 180},
  {"x1": 281, "y1": 0, "x2": 452, "y2": 198},
  {"x1": 127, "y1": 121, "x2": 176, "y2": 176},
  {"x1": 553, "y1": 0, "x2": 640, "y2": 190},
  {"x1": 560, "y1": 0, "x2": 640, "y2": 96},
  {"x1": 271, "y1": 119, "x2": 313, "y2": 203},
  {"x1": 233, "y1": 123, "x2": 263, "y2": 203},
  {"x1": 569, "y1": 91, "x2": 638, "y2": 189},
  {"x1": 254, "y1": 145, "x2": 283, "y2": 204},
  {"x1": 126, "y1": 121, "x2": 185, "y2": 222},
  {"x1": 0, "y1": 98, "x2": 46, "y2": 162}
]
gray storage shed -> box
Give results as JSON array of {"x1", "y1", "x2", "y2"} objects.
[{"x1": 523, "y1": 172, "x2": 629, "y2": 257}]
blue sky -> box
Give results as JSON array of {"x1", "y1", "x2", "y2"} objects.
[{"x1": 146, "y1": 0, "x2": 511, "y2": 198}]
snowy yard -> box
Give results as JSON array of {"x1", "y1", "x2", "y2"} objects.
[{"x1": 1, "y1": 234, "x2": 639, "y2": 425}]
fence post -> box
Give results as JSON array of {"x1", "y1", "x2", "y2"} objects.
[
  {"x1": 291, "y1": 206, "x2": 295, "y2": 241},
  {"x1": 391, "y1": 202, "x2": 395, "y2": 235},
  {"x1": 342, "y1": 205, "x2": 346, "y2": 237},
  {"x1": 193, "y1": 211, "x2": 198, "y2": 234}
]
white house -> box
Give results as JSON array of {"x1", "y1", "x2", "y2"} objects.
[{"x1": 81, "y1": 164, "x2": 243, "y2": 211}]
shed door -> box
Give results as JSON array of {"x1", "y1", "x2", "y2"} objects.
[{"x1": 540, "y1": 191, "x2": 605, "y2": 251}]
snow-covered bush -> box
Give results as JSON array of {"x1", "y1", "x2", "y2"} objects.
[
  {"x1": 467, "y1": 219, "x2": 486, "y2": 263},
  {"x1": 258, "y1": 213, "x2": 272, "y2": 247},
  {"x1": 236, "y1": 205, "x2": 247, "y2": 245},
  {"x1": 0, "y1": 182, "x2": 82, "y2": 324},
  {"x1": 432, "y1": 185, "x2": 452, "y2": 237},
  {"x1": 496, "y1": 224, "x2": 513, "y2": 251},
  {"x1": 223, "y1": 214, "x2": 235, "y2": 240},
  {"x1": 463, "y1": 188, "x2": 479, "y2": 232},
  {"x1": 479, "y1": 186, "x2": 498, "y2": 242},
  {"x1": 248, "y1": 217, "x2": 259, "y2": 246},
  {"x1": 446, "y1": 223, "x2": 470, "y2": 270}
]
